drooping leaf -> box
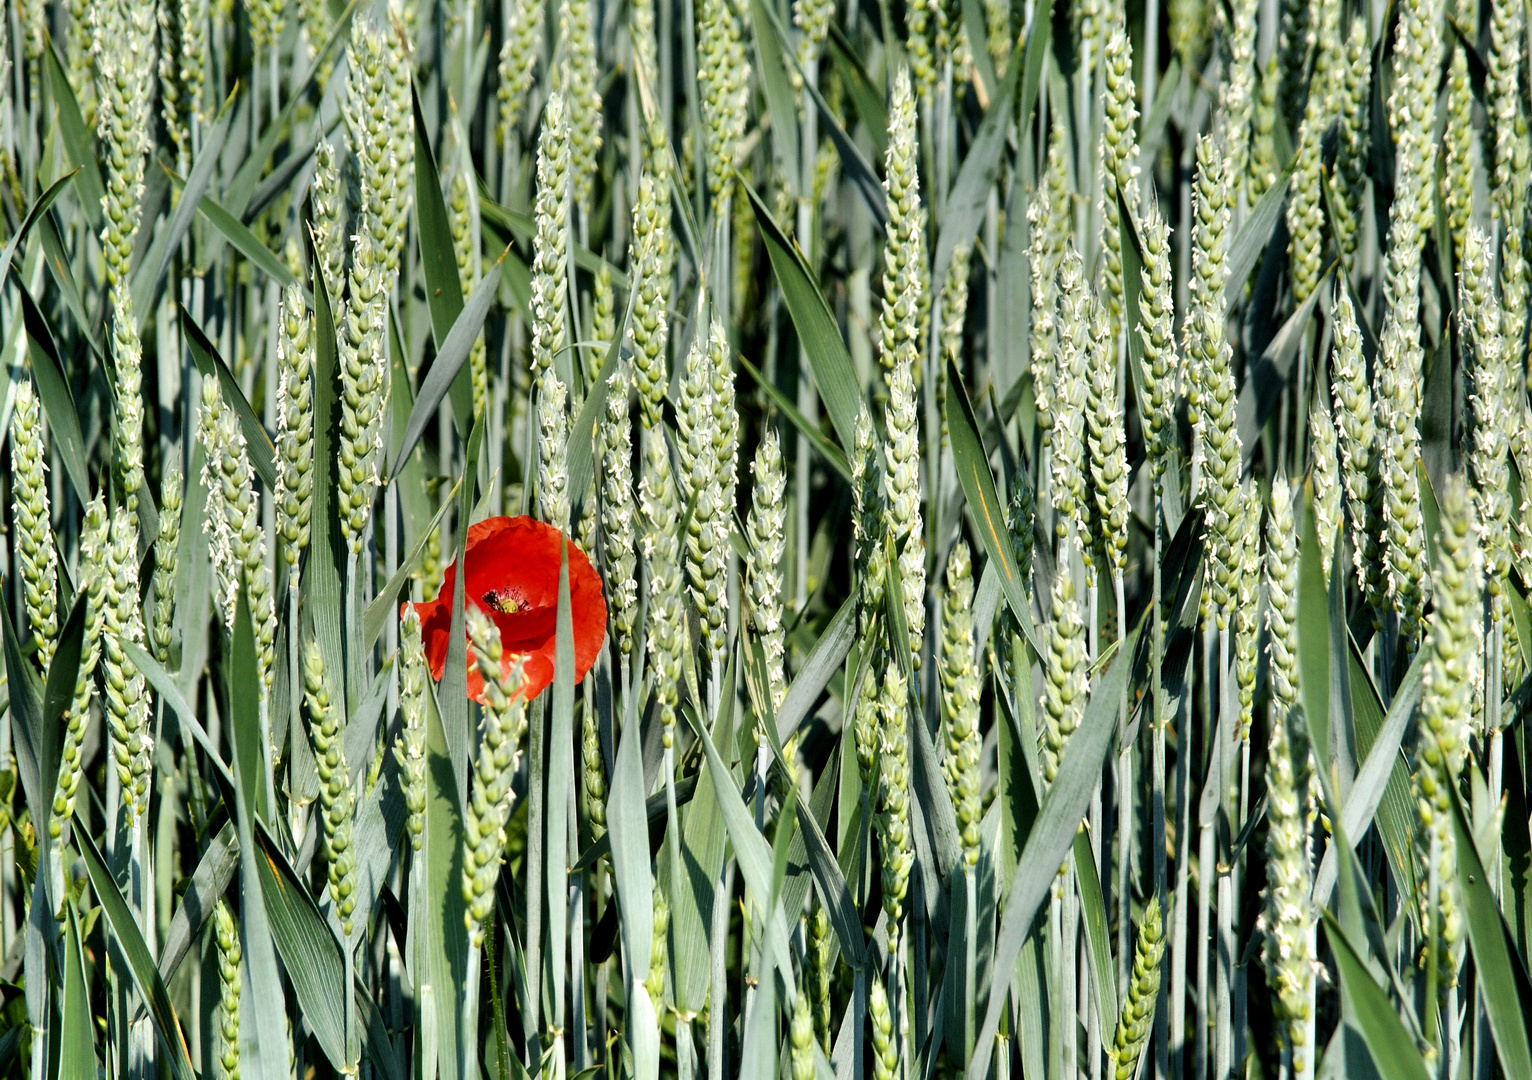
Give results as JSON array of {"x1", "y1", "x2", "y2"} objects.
[
  {"x1": 75, "y1": 828, "x2": 198, "y2": 1080},
  {"x1": 0, "y1": 168, "x2": 78, "y2": 304},
  {"x1": 181, "y1": 305, "x2": 279, "y2": 489},
  {"x1": 14, "y1": 282, "x2": 90, "y2": 501}
]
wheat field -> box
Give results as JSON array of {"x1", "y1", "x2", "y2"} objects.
[{"x1": 0, "y1": 0, "x2": 1526, "y2": 1077}]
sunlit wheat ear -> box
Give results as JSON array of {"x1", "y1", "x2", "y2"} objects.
[
  {"x1": 1330, "y1": 288, "x2": 1385, "y2": 616},
  {"x1": 791, "y1": 0, "x2": 833, "y2": 68},
  {"x1": 151, "y1": 469, "x2": 184, "y2": 667},
  {"x1": 870, "y1": 974, "x2": 897, "y2": 1080},
  {"x1": 747, "y1": 429, "x2": 788, "y2": 708},
  {"x1": 1309, "y1": 406, "x2": 1340, "y2": 580},
  {"x1": 1136, "y1": 200, "x2": 1180, "y2": 482},
  {"x1": 883, "y1": 347, "x2": 925, "y2": 666},
  {"x1": 904, "y1": 0, "x2": 942, "y2": 104},
  {"x1": 808, "y1": 906, "x2": 832, "y2": 1049},
  {"x1": 92, "y1": 0, "x2": 155, "y2": 288},
  {"x1": 536, "y1": 367, "x2": 570, "y2": 530},
  {"x1": 214, "y1": 898, "x2": 241, "y2": 1080},
  {"x1": 1232, "y1": 486, "x2": 1260, "y2": 744},
  {"x1": 304, "y1": 638, "x2": 357, "y2": 936},
  {"x1": 1247, "y1": 56, "x2": 1281, "y2": 201},
  {"x1": 696, "y1": 0, "x2": 748, "y2": 204},
  {"x1": 937, "y1": 243, "x2": 971, "y2": 441},
  {"x1": 1086, "y1": 297, "x2": 1129, "y2": 579},
  {"x1": 879, "y1": 67, "x2": 929, "y2": 378},
  {"x1": 1216, "y1": 0, "x2": 1258, "y2": 202},
  {"x1": 1027, "y1": 126, "x2": 1071, "y2": 446},
  {"x1": 790, "y1": 985, "x2": 815, "y2": 1080},
  {"x1": 1100, "y1": 23, "x2": 1139, "y2": 335},
  {"x1": 1443, "y1": 47, "x2": 1475, "y2": 263},
  {"x1": 311, "y1": 138, "x2": 347, "y2": 312},
  {"x1": 1462, "y1": 225, "x2": 1512, "y2": 614},
  {"x1": 1041, "y1": 563, "x2": 1087, "y2": 789},
  {"x1": 1051, "y1": 249, "x2": 1090, "y2": 560},
  {"x1": 1488, "y1": 0, "x2": 1525, "y2": 222},
  {"x1": 639, "y1": 426, "x2": 685, "y2": 744},
  {"x1": 676, "y1": 322, "x2": 730, "y2": 659},
  {"x1": 109, "y1": 286, "x2": 145, "y2": 512},
  {"x1": 559, "y1": 0, "x2": 602, "y2": 207},
  {"x1": 53, "y1": 498, "x2": 109, "y2": 836},
  {"x1": 1413, "y1": 477, "x2": 1482, "y2": 987},
  {"x1": 644, "y1": 894, "x2": 668, "y2": 1003},
  {"x1": 1332, "y1": 20, "x2": 1370, "y2": 265},
  {"x1": 344, "y1": 11, "x2": 413, "y2": 281},
  {"x1": 10, "y1": 381, "x2": 57, "y2": 669},
  {"x1": 1376, "y1": 219, "x2": 1430, "y2": 648},
  {"x1": 876, "y1": 660, "x2": 913, "y2": 927},
  {"x1": 1110, "y1": 896, "x2": 1165, "y2": 1080},
  {"x1": 628, "y1": 173, "x2": 673, "y2": 430},
  {"x1": 199, "y1": 378, "x2": 278, "y2": 686},
  {"x1": 939, "y1": 541, "x2": 983, "y2": 869},
  {"x1": 395, "y1": 608, "x2": 428, "y2": 852},
  {"x1": 581, "y1": 692, "x2": 607, "y2": 843},
  {"x1": 601, "y1": 361, "x2": 639, "y2": 663},
  {"x1": 1285, "y1": 103, "x2": 1324, "y2": 305},
  {"x1": 103, "y1": 506, "x2": 152, "y2": 824},
  {"x1": 462, "y1": 609, "x2": 529, "y2": 947},
  {"x1": 1260, "y1": 482, "x2": 1318, "y2": 1073},
  {"x1": 498, "y1": 0, "x2": 543, "y2": 145},
  {"x1": 275, "y1": 284, "x2": 315, "y2": 581},
  {"x1": 627, "y1": 0, "x2": 658, "y2": 105},
  {"x1": 530, "y1": 93, "x2": 572, "y2": 385}
]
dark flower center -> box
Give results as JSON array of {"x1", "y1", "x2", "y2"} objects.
[{"x1": 481, "y1": 589, "x2": 524, "y2": 614}]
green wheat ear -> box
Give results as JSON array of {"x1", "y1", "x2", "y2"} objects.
[
  {"x1": 305, "y1": 637, "x2": 357, "y2": 936},
  {"x1": 939, "y1": 541, "x2": 983, "y2": 868},
  {"x1": 463, "y1": 609, "x2": 529, "y2": 946},
  {"x1": 1413, "y1": 477, "x2": 1482, "y2": 986},
  {"x1": 1111, "y1": 896, "x2": 1166, "y2": 1080},
  {"x1": 214, "y1": 898, "x2": 241, "y2": 1080}
]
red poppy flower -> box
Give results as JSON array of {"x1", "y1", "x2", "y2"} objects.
[{"x1": 407, "y1": 516, "x2": 607, "y2": 703}]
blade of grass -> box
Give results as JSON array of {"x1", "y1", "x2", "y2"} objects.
[
  {"x1": 738, "y1": 354, "x2": 851, "y2": 480},
  {"x1": 132, "y1": 92, "x2": 237, "y2": 325},
  {"x1": 945, "y1": 356, "x2": 1041, "y2": 655},
  {"x1": 412, "y1": 83, "x2": 476, "y2": 435},
  {"x1": 1320, "y1": 910, "x2": 1432, "y2": 1080},
  {"x1": 391, "y1": 253, "x2": 508, "y2": 478},
  {"x1": 251, "y1": 817, "x2": 350, "y2": 1070},
  {"x1": 1447, "y1": 783, "x2": 1532, "y2": 1078},
  {"x1": 745, "y1": 179, "x2": 863, "y2": 454},
  {"x1": 0, "y1": 168, "x2": 78, "y2": 304},
  {"x1": 59, "y1": 899, "x2": 94, "y2": 1080},
  {"x1": 933, "y1": 51, "x2": 1022, "y2": 285},
  {"x1": 14, "y1": 281, "x2": 90, "y2": 501},
  {"x1": 362, "y1": 481, "x2": 461, "y2": 648},
  {"x1": 42, "y1": 35, "x2": 105, "y2": 223},
  {"x1": 747, "y1": 0, "x2": 801, "y2": 193},
  {"x1": 967, "y1": 617, "x2": 1143, "y2": 1080}
]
